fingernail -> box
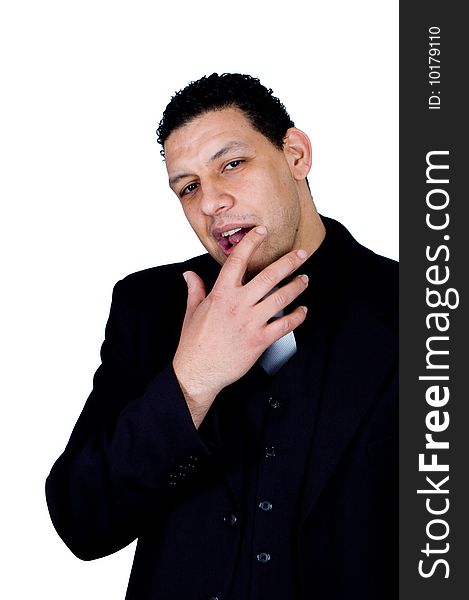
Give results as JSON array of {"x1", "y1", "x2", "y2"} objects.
[
  {"x1": 300, "y1": 274, "x2": 309, "y2": 284},
  {"x1": 255, "y1": 226, "x2": 267, "y2": 235},
  {"x1": 296, "y1": 249, "x2": 307, "y2": 259},
  {"x1": 301, "y1": 306, "x2": 308, "y2": 314},
  {"x1": 182, "y1": 272, "x2": 189, "y2": 283}
]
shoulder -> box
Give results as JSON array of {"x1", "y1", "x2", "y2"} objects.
[
  {"x1": 110, "y1": 253, "x2": 219, "y2": 311},
  {"x1": 324, "y1": 216, "x2": 398, "y2": 331},
  {"x1": 354, "y1": 245, "x2": 398, "y2": 332}
]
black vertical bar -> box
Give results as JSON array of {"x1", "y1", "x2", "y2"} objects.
[{"x1": 400, "y1": 2, "x2": 466, "y2": 598}]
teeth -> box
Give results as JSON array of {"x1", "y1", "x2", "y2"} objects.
[{"x1": 221, "y1": 227, "x2": 242, "y2": 237}]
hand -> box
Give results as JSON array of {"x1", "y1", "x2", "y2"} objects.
[{"x1": 173, "y1": 226, "x2": 309, "y2": 428}]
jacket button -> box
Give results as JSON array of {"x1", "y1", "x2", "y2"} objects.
[
  {"x1": 265, "y1": 445, "x2": 277, "y2": 458},
  {"x1": 258, "y1": 500, "x2": 273, "y2": 512},
  {"x1": 257, "y1": 552, "x2": 271, "y2": 563},
  {"x1": 268, "y1": 396, "x2": 280, "y2": 408},
  {"x1": 223, "y1": 513, "x2": 238, "y2": 526}
]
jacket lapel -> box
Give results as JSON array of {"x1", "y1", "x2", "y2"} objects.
[{"x1": 299, "y1": 296, "x2": 397, "y2": 525}]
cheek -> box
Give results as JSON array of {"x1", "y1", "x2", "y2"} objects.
[
  {"x1": 182, "y1": 205, "x2": 201, "y2": 231},
  {"x1": 254, "y1": 167, "x2": 292, "y2": 207},
  {"x1": 183, "y1": 209, "x2": 218, "y2": 252}
]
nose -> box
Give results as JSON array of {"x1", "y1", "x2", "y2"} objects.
[{"x1": 199, "y1": 178, "x2": 235, "y2": 216}]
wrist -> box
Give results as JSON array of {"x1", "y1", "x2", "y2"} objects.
[{"x1": 172, "y1": 360, "x2": 218, "y2": 428}]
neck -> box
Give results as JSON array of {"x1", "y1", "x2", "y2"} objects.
[{"x1": 295, "y1": 188, "x2": 326, "y2": 257}]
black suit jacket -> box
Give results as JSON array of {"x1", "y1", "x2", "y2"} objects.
[{"x1": 46, "y1": 217, "x2": 398, "y2": 599}]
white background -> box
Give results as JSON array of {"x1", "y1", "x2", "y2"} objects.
[{"x1": 0, "y1": 1, "x2": 398, "y2": 597}]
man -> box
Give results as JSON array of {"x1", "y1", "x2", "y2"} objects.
[{"x1": 46, "y1": 73, "x2": 398, "y2": 599}]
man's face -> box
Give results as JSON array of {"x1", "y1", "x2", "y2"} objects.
[{"x1": 164, "y1": 107, "x2": 305, "y2": 275}]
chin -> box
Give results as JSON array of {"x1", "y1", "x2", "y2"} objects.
[{"x1": 245, "y1": 255, "x2": 274, "y2": 278}]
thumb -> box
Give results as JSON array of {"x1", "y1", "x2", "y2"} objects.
[{"x1": 182, "y1": 271, "x2": 206, "y2": 321}]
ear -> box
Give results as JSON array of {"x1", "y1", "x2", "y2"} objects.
[{"x1": 282, "y1": 128, "x2": 312, "y2": 180}]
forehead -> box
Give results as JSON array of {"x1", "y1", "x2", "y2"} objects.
[{"x1": 164, "y1": 107, "x2": 275, "y2": 173}]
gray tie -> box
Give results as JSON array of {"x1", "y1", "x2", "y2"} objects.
[
  {"x1": 259, "y1": 329, "x2": 297, "y2": 375},
  {"x1": 258, "y1": 289, "x2": 297, "y2": 375}
]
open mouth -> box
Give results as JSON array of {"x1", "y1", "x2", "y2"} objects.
[{"x1": 215, "y1": 226, "x2": 255, "y2": 256}]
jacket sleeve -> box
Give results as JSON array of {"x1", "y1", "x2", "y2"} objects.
[{"x1": 45, "y1": 279, "x2": 213, "y2": 561}]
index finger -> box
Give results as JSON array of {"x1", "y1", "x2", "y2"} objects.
[
  {"x1": 215, "y1": 226, "x2": 268, "y2": 288},
  {"x1": 244, "y1": 246, "x2": 309, "y2": 303}
]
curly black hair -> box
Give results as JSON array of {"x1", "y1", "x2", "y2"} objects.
[{"x1": 156, "y1": 73, "x2": 295, "y2": 157}]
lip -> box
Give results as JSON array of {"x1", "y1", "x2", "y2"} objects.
[
  {"x1": 211, "y1": 222, "x2": 257, "y2": 241},
  {"x1": 211, "y1": 223, "x2": 257, "y2": 257}
]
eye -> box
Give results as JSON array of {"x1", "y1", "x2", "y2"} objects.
[
  {"x1": 224, "y1": 159, "x2": 244, "y2": 171},
  {"x1": 180, "y1": 182, "x2": 199, "y2": 197}
]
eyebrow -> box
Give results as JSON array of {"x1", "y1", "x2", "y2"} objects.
[
  {"x1": 168, "y1": 141, "x2": 250, "y2": 187},
  {"x1": 208, "y1": 141, "x2": 249, "y2": 162}
]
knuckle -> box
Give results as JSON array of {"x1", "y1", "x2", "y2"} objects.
[
  {"x1": 280, "y1": 309, "x2": 305, "y2": 333},
  {"x1": 209, "y1": 287, "x2": 223, "y2": 301},
  {"x1": 281, "y1": 317, "x2": 292, "y2": 334},
  {"x1": 251, "y1": 329, "x2": 265, "y2": 348},
  {"x1": 227, "y1": 254, "x2": 244, "y2": 268},
  {"x1": 274, "y1": 292, "x2": 286, "y2": 308},
  {"x1": 285, "y1": 253, "x2": 297, "y2": 270},
  {"x1": 259, "y1": 268, "x2": 275, "y2": 286}
]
